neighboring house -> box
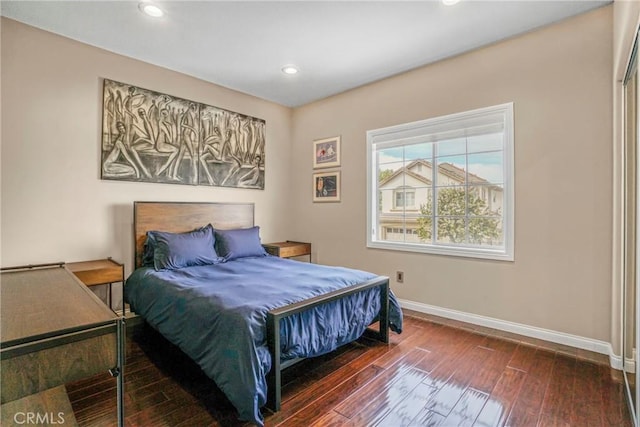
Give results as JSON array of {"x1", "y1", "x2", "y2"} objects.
[{"x1": 378, "y1": 159, "x2": 503, "y2": 242}]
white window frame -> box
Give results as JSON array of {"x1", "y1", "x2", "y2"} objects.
[{"x1": 366, "y1": 103, "x2": 514, "y2": 261}]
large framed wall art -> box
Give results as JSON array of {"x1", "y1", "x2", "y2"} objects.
[{"x1": 101, "y1": 79, "x2": 265, "y2": 189}]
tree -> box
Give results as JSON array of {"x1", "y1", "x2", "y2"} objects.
[
  {"x1": 417, "y1": 187, "x2": 500, "y2": 244},
  {"x1": 378, "y1": 169, "x2": 393, "y2": 182}
]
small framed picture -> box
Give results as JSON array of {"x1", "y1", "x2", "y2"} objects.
[
  {"x1": 313, "y1": 136, "x2": 341, "y2": 169},
  {"x1": 313, "y1": 171, "x2": 341, "y2": 202}
]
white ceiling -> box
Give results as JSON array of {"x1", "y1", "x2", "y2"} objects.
[{"x1": 2, "y1": 0, "x2": 609, "y2": 107}]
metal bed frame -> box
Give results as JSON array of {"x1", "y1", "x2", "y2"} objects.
[{"x1": 266, "y1": 275, "x2": 390, "y2": 410}]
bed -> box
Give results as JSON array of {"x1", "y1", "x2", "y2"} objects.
[{"x1": 125, "y1": 201, "x2": 402, "y2": 426}]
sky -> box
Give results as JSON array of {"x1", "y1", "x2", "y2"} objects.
[{"x1": 377, "y1": 132, "x2": 504, "y2": 184}]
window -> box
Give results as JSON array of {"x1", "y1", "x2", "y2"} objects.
[
  {"x1": 394, "y1": 187, "x2": 415, "y2": 209},
  {"x1": 366, "y1": 103, "x2": 514, "y2": 261}
]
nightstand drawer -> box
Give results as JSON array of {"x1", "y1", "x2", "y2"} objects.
[
  {"x1": 263, "y1": 241, "x2": 312, "y2": 260},
  {"x1": 278, "y1": 243, "x2": 311, "y2": 258}
]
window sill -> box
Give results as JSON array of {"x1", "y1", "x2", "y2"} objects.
[{"x1": 367, "y1": 240, "x2": 514, "y2": 261}]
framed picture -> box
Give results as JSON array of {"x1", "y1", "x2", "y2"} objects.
[
  {"x1": 313, "y1": 171, "x2": 341, "y2": 202},
  {"x1": 313, "y1": 136, "x2": 341, "y2": 169}
]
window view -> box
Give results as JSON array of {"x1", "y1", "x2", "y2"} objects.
[{"x1": 367, "y1": 103, "x2": 514, "y2": 260}]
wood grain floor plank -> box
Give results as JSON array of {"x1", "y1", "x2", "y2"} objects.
[
  {"x1": 333, "y1": 348, "x2": 430, "y2": 418},
  {"x1": 507, "y1": 343, "x2": 537, "y2": 372},
  {"x1": 537, "y1": 412, "x2": 571, "y2": 427},
  {"x1": 125, "y1": 385, "x2": 208, "y2": 427},
  {"x1": 570, "y1": 359, "x2": 604, "y2": 427},
  {"x1": 425, "y1": 346, "x2": 493, "y2": 416},
  {"x1": 374, "y1": 382, "x2": 437, "y2": 427},
  {"x1": 67, "y1": 375, "x2": 116, "y2": 404},
  {"x1": 470, "y1": 337, "x2": 518, "y2": 394},
  {"x1": 274, "y1": 365, "x2": 384, "y2": 427},
  {"x1": 539, "y1": 353, "x2": 576, "y2": 425},
  {"x1": 308, "y1": 410, "x2": 353, "y2": 427},
  {"x1": 369, "y1": 324, "x2": 436, "y2": 370},
  {"x1": 441, "y1": 387, "x2": 488, "y2": 426},
  {"x1": 410, "y1": 407, "x2": 447, "y2": 426},
  {"x1": 418, "y1": 329, "x2": 488, "y2": 383},
  {"x1": 66, "y1": 373, "x2": 115, "y2": 398},
  {"x1": 504, "y1": 407, "x2": 540, "y2": 427},
  {"x1": 124, "y1": 389, "x2": 170, "y2": 414},
  {"x1": 173, "y1": 410, "x2": 223, "y2": 427},
  {"x1": 473, "y1": 367, "x2": 526, "y2": 427},
  {"x1": 504, "y1": 349, "x2": 556, "y2": 426},
  {"x1": 344, "y1": 368, "x2": 431, "y2": 426}
]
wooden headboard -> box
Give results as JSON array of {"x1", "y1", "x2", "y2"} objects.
[{"x1": 133, "y1": 201, "x2": 254, "y2": 268}]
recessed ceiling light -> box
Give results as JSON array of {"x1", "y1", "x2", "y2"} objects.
[
  {"x1": 139, "y1": 2, "x2": 164, "y2": 18},
  {"x1": 282, "y1": 65, "x2": 299, "y2": 75},
  {"x1": 442, "y1": 0, "x2": 461, "y2": 5}
]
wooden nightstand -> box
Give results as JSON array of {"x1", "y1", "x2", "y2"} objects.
[
  {"x1": 263, "y1": 241, "x2": 312, "y2": 262},
  {"x1": 67, "y1": 257, "x2": 124, "y2": 311}
]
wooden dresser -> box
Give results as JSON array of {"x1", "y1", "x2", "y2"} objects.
[{"x1": 0, "y1": 264, "x2": 125, "y2": 426}]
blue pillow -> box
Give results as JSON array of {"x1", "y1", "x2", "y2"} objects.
[
  {"x1": 150, "y1": 224, "x2": 222, "y2": 270},
  {"x1": 215, "y1": 226, "x2": 267, "y2": 261},
  {"x1": 142, "y1": 232, "x2": 157, "y2": 267}
]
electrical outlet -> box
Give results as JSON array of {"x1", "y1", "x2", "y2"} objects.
[{"x1": 396, "y1": 271, "x2": 404, "y2": 283}]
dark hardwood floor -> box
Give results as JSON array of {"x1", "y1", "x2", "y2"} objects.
[{"x1": 66, "y1": 315, "x2": 632, "y2": 426}]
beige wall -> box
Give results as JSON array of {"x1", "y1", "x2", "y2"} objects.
[
  {"x1": 612, "y1": 1, "x2": 640, "y2": 356},
  {"x1": 291, "y1": 7, "x2": 613, "y2": 342},
  {"x1": 0, "y1": 18, "x2": 293, "y2": 308}
]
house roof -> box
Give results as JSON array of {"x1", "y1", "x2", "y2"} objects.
[
  {"x1": 379, "y1": 159, "x2": 494, "y2": 188},
  {"x1": 379, "y1": 163, "x2": 431, "y2": 187}
]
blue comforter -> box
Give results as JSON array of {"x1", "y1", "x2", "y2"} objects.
[{"x1": 125, "y1": 256, "x2": 402, "y2": 425}]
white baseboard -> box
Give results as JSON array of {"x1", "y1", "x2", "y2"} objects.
[
  {"x1": 398, "y1": 298, "x2": 622, "y2": 370},
  {"x1": 625, "y1": 349, "x2": 636, "y2": 373},
  {"x1": 625, "y1": 358, "x2": 636, "y2": 373}
]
